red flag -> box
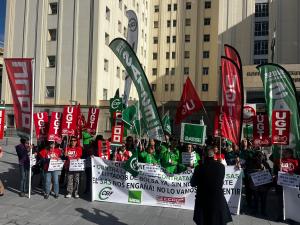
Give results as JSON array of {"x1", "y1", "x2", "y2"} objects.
[
  {"x1": 4, "y1": 58, "x2": 33, "y2": 137},
  {"x1": 48, "y1": 112, "x2": 62, "y2": 142},
  {"x1": 175, "y1": 77, "x2": 203, "y2": 124},
  {"x1": 86, "y1": 107, "x2": 100, "y2": 135},
  {"x1": 61, "y1": 106, "x2": 78, "y2": 136},
  {"x1": 0, "y1": 109, "x2": 5, "y2": 139},
  {"x1": 253, "y1": 113, "x2": 271, "y2": 146},
  {"x1": 224, "y1": 44, "x2": 242, "y2": 71},
  {"x1": 33, "y1": 112, "x2": 49, "y2": 140},
  {"x1": 75, "y1": 104, "x2": 85, "y2": 139},
  {"x1": 221, "y1": 57, "x2": 243, "y2": 145},
  {"x1": 213, "y1": 106, "x2": 223, "y2": 137},
  {"x1": 272, "y1": 110, "x2": 290, "y2": 145}
]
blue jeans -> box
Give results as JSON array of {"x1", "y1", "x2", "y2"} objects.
[
  {"x1": 19, "y1": 165, "x2": 29, "y2": 193},
  {"x1": 44, "y1": 171, "x2": 59, "y2": 195}
]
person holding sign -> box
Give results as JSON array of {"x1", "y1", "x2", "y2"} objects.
[
  {"x1": 139, "y1": 139, "x2": 159, "y2": 164},
  {"x1": 191, "y1": 149, "x2": 232, "y2": 225},
  {"x1": 178, "y1": 144, "x2": 201, "y2": 172},
  {"x1": 64, "y1": 136, "x2": 82, "y2": 198},
  {"x1": 39, "y1": 141, "x2": 62, "y2": 199}
]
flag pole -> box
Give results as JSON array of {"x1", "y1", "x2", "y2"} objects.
[{"x1": 28, "y1": 59, "x2": 35, "y2": 199}]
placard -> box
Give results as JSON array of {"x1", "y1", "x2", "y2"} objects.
[
  {"x1": 181, "y1": 152, "x2": 196, "y2": 165},
  {"x1": 48, "y1": 159, "x2": 65, "y2": 171},
  {"x1": 69, "y1": 159, "x2": 86, "y2": 171},
  {"x1": 180, "y1": 123, "x2": 206, "y2": 145},
  {"x1": 30, "y1": 156, "x2": 36, "y2": 167},
  {"x1": 277, "y1": 171, "x2": 300, "y2": 188},
  {"x1": 250, "y1": 170, "x2": 272, "y2": 187}
]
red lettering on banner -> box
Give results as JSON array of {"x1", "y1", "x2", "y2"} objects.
[
  {"x1": 61, "y1": 106, "x2": 78, "y2": 135},
  {"x1": 48, "y1": 112, "x2": 62, "y2": 141},
  {"x1": 272, "y1": 110, "x2": 290, "y2": 145},
  {"x1": 34, "y1": 112, "x2": 49, "y2": 140},
  {"x1": 253, "y1": 114, "x2": 270, "y2": 146},
  {"x1": 86, "y1": 107, "x2": 100, "y2": 135}
]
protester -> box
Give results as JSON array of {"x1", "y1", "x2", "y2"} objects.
[
  {"x1": 0, "y1": 146, "x2": 4, "y2": 196},
  {"x1": 15, "y1": 138, "x2": 31, "y2": 197},
  {"x1": 191, "y1": 149, "x2": 232, "y2": 225},
  {"x1": 281, "y1": 148, "x2": 299, "y2": 174},
  {"x1": 178, "y1": 144, "x2": 201, "y2": 172},
  {"x1": 213, "y1": 146, "x2": 227, "y2": 165},
  {"x1": 139, "y1": 139, "x2": 159, "y2": 164},
  {"x1": 125, "y1": 136, "x2": 135, "y2": 152},
  {"x1": 160, "y1": 137, "x2": 179, "y2": 174},
  {"x1": 63, "y1": 136, "x2": 82, "y2": 198},
  {"x1": 114, "y1": 144, "x2": 132, "y2": 161}
]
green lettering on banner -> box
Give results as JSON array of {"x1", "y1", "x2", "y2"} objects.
[{"x1": 180, "y1": 123, "x2": 206, "y2": 145}]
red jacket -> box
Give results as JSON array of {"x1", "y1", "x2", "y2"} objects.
[
  {"x1": 64, "y1": 146, "x2": 82, "y2": 169},
  {"x1": 39, "y1": 148, "x2": 62, "y2": 171},
  {"x1": 115, "y1": 150, "x2": 131, "y2": 161}
]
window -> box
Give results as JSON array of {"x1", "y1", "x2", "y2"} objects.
[
  {"x1": 172, "y1": 35, "x2": 176, "y2": 43},
  {"x1": 106, "y1": 7, "x2": 110, "y2": 21},
  {"x1": 45, "y1": 86, "x2": 55, "y2": 98},
  {"x1": 154, "y1": 21, "x2": 159, "y2": 28},
  {"x1": 203, "y1": 34, "x2": 210, "y2": 42},
  {"x1": 168, "y1": 4, "x2": 171, "y2": 11},
  {"x1": 202, "y1": 84, "x2": 208, "y2": 92},
  {"x1": 151, "y1": 84, "x2": 157, "y2": 91},
  {"x1": 116, "y1": 66, "x2": 120, "y2": 78},
  {"x1": 153, "y1": 37, "x2": 158, "y2": 44},
  {"x1": 255, "y1": 3, "x2": 269, "y2": 17},
  {"x1": 166, "y1": 52, "x2": 170, "y2": 59},
  {"x1": 103, "y1": 89, "x2": 108, "y2": 100},
  {"x1": 185, "y1": 18, "x2": 191, "y2": 26},
  {"x1": 184, "y1": 51, "x2": 190, "y2": 59},
  {"x1": 49, "y1": 2, "x2": 58, "y2": 15},
  {"x1": 167, "y1": 20, "x2": 171, "y2": 27},
  {"x1": 203, "y1": 67, "x2": 209, "y2": 75},
  {"x1": 204, "y1": 18, "x2": 211, "y2": 25},
  {"x1": 166, "y1": 36, "x2": 170, "y2": 43},
  {"x1": 153, "y1": 52, "x2": 158, "y2": 60},
  {"x1": 172, "y1": 52, "x2": 176, "y2": 59},
  {"x1": 254, "y1": 59, "x2": 268, "y2": 65},
  {"x1": 184, "y1": 67, "x2": 189, "y2": 75},
  {"x1": 171, "y1": 84, "x2": 174, "y2": 92},
  {"x1": 118, "y1": 21, "x2": 122, "y2": 32},
  {"x1": 165, "y1": 84, "x2": 169, "y2": 91},
  {"x1": 254, "y1": 40, "x2": 268, "y2": 55},
  {"x1": 165, "y1": 68, "x2": 169, "y2": 75},
  {"x1": 171, "y1": 68, "x2": 175, "y2": 75},
  {"x1": 185, "y1": 35, "x2": 190, "y2": 42},
  {"x1": 173, "y1": 20, "x2": 177, "y2": 27},
  {"x1": 104, "y1": 59, "x2": 109, "y2": 71},
  {"x1": 105, "y1": 33, "x2": 110, "y2": 45},
  {"x1": 255, "y1": 21, "x2": 269, "y2": 36},
  {"x1": 48, "y1": 29, "x2": 57, "y2": 41},
  {"x1": 186, "y1": 2, "x2": 192, "y2": 10},
  {"x1": 47, "y1": 56, "x2": 56, "y2": 68},
  {"x1": 152, "y1": 68, "x2": 157, "y2": 75},
  {"x1": 154, "y1": 5, "x2": 159, "y2": 12},
  {"x1": 119, "y1": 0, "x2": 122, "y2": 9},
  {"x1": 203, "y1": 51, "x2": 210, "y2": 58},
  {"x1": 204, "y1": 1, "x2": 211, "y2": 9},
  {"x1": 174, "y1": 4, "x2": 177, "y2": 11}
]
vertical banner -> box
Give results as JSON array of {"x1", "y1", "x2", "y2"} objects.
[
  {"x1": 111, "y1": 112, "x2": 124, "y2": 146},
  {"x1": 272, "y1": 110, "x2": 290, "y2": 145},
  {"x1": 86, "y1": 107, "x2": 100, "y2": 135},
  {"x1": 253, "y1": 114, "x2": 270, "y2": 146},
  {"x1": 243, "y1": 104, "x2": 256, "y2": 125},
  {"x1": 224, "y1": 44, "x2": 242, "y2": 72},
  {"x1": 221, "y1": 57, "x2": 243, "y2": 145},
  {"x1": 257, "y1": 64, "x2": 300, "y2": 157},
  {"x1": 33, "y1": 112, "x2": 49, "y2": 140},
  {"x1": 4, "y1": 58, "x2": 33, "y2": 138},
  {"x1": 109, "y1": 38, "x2": 165, "y2": 141},
  {"x1": 213, "y1": 106, "x2": 223, "y2": 137},
  {"x1": 48, "y1": 112, "x2": 62, "y2": 141},
  {"x1": 61, "y1": 106, "x2": 78, "y2": 136},
  {"x1": 0, "y1": 108, "x2": 5, "y2": 139}
]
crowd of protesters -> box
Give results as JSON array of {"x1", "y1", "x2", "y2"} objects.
[{"x1": 11, "y1": 130, "x2": 300, "y2": 221}]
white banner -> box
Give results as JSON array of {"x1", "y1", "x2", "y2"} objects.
[
  {"x1": 69, "y1": 159, "x2": 86, "y2": 172},
  {"x1": 92, "y1": 158, "x2": 242, "y2": 214},
  {"x1": 250, "y1": 170, "x2": 272, "y2": 187},
  {"x1": 48, "y1": 159, "x2": 65, "y2": 171},
  {"x1": 278, "y1": 172, "x2": 300, "y2": 188},
  {"x1": 284, "y1": 186, "x2": 300, "y2": 222}
]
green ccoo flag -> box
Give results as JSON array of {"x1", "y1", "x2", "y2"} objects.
[
  {"x1": 162, "y1": 112, "x2": 172, "y2": 135},
  {"x1": 257, "y1": 63, "x2": 300, "y2": 158},
  {"x1": 122, "y1": 102, "x2": 143, "y2": 136},
  {"x1": 109, "y1": 38, "x2": 165, "y2": 142}
]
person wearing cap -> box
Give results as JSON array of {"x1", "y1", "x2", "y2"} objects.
[
  {"x1": 64, "y1": 136, "x2": 82, "y2": 198},
  {"x1": 39, "y1": 141, "x2": 62, "y2": 199},
  {"x1": 191, "y1": 149, "x2": 232, "y2": 225}
]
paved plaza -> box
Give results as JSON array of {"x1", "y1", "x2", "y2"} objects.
[{"x1": 0, "y1": 137, "x2": 299, "y2": 225}]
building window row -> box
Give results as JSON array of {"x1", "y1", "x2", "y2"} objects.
[
  {"x1": 202, "y1": 84, "x2": 208, "y2": 92},
  {"x1": 255, "y1": 3, "x2": 269, "y2": 17},
  {"x1": 165, "y1": 68, "x2": 176, "y2": 76},
  {"x1": 49, "y1": 2, "x2": 58, "y2": 15},
  {"x1": 204, "y1": 1, "x2": 211, "y2": 9},
  {"x1": 167, "y1": 4, "x2": 177, "y2": 11},
  {"x1": 254, "y1": 21, "x2": 268, "y2": 36},
  {"x1": 167, "y1": 20, "x2": 177, "y2": 27},
  {"x1": 254, "y1": 40, "x2": 268, "y2": 55},
  {"x1": 164, "y1": 84, "x2": 175, "y2": 92},
  {"x1": 204, "y1": 18, "x2": 211, "y2": 26},
  {"x1": 46, "y1": 86, "x2": 55, "y2": 98},
  {"x1": 203, "y1": 51, "x2": 210, "y2": 58}
]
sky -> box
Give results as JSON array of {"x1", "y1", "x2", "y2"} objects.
[{"x1": 0, "y1": 0, "x2": 6, "y2": 47}]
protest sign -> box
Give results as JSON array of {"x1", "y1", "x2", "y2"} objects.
[
  {"x1": 92, "y1": 158, "x2": 242, "y2": 214},
  {"x1": 30, "y1": 156, "x2": 36, "y2": 167},
  {"x1": 272, "y1": 110, "x2": 290, "y2": 145},
  {"x1": 250, "y1": 170, "x2": 272, "y2": 187},
  {"x1": 181, "y1": 152, "x2": 196, "y2": 165},
  {"x1": 48, "y1": 159, "x2": 64, "y2": 171},
  {"x1": 283, "y1": 186, "x2": 300, "y2": 222},
  {"x1": 69, "y1": 159, "x2": 86, "y2": 171},
  {"x1": 278, "y1": 172, "x2": 300, "y2": 188},
  {"x1": 180, "y1": 123, "x2": 206, "y2": 145}
]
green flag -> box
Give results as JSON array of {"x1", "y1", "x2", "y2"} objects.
[
  {"x1": 109, "y1": 38, "x2": 165, "y2": 142},
  {"x1": 123, "y1": 151, "x2": 139, "y2": 177},
  {"x1": 257, "y1": 64, "x2": 300, "y2": 158},
  {"x1": 122, "y1": 102, "x2": 143, "y2": 136},
  {"x1": 162, "y1": 112, "x2": 172, "y2": 135}
]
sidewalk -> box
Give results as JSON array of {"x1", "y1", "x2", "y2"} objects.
[{"x1": 0, "y1": 137, "x2": 298, "y2": 225}]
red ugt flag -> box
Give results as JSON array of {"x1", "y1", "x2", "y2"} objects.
[{"x1": 175, "y1": 77, "x2": 203, "y2": 124}]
